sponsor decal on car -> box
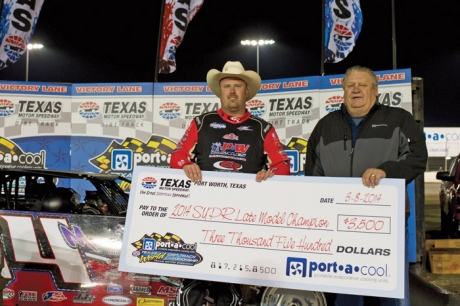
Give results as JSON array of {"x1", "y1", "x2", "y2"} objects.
[
  {"x1": 130, "y1": 285, "x2": 151, "y2": 295},
  {"x1": 73, "y1": 293, "x2": 97, "y2": 304},
  {"x1": 3, "y1": 288, "x2": 14, "y2": 300},
  {"x1": 42, "y1": 291, "x2": 67, "y2": 302},
  {"x1": 136, "y1": 297, "x2": 164, "y2": 306},
  {"x1": 18, "y1": 290, "x2": 38, "y2": 302},
  {"x1": 102, "y1": 295, "x2": 132, "y2": 305},
  {"x1": 107, "y1": 283, "x2": 123, "y2": 294}
]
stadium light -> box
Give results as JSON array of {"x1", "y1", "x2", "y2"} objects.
[
  {"x1": 26, "y1": 43, "x2": 44, "y2": 82},
  {"x1": 241, "y1": 39, "x2": 275, "y2": 74}
]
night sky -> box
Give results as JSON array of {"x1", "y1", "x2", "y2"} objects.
[{"x1": 0, "y1": 0, "x2": 459, "y2": 127}]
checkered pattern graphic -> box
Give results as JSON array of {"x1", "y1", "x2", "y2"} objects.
[
  {"x1": 0, "y1": 137, "x2": 22, "y2": 155},
  {"x1": 71, "y1": 96, "x2": 153, "y2": 139},
  {"x1": 94, "y1": 135, "x2": 177, "y2": 157},
  {"x1": 145, "y1": 136, "x2": 177, "y2": 154},
  {"x1": 287, "y1": 137, "x2": 308, "y2": 153},
  {"x1": 153, "y1": 96, "x2": 208, "y2": 143},
  {"x1": 120, "y1": 136, "x2": 176, "y2": 155},
  {"x1": 89, "y1": 135, "x2": 177, "y2": 172},
  {"x1": 0, "y1": 94, "x2": 72, "y2": 138},
  {"x1": 257, "y1": 91, "x2": 318, "y2": 146}
]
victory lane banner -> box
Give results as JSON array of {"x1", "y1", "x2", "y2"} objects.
[{"x1": 119, "y1": 167, "x2": 406, "y2": 299}]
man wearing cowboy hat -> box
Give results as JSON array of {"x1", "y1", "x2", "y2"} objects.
[
  {"x1": 170, "y1": 61, "x2": 290, "y2": 182},
  {"x1": 170, "y1": 61, "x2": 290, "y2": 306}
]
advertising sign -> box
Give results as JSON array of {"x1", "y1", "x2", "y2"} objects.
[
  {"x1": 0, "y1": 81, "x2": 72, "y2": 170},
  {"x1": 424, "y1": 127, "x2": 460, "y2": 157},
  {"x1": 0, "y1": 69, "x2": 415, "y2": 302}
]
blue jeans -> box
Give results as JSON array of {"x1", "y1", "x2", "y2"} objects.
[{"x1": 334, "y1": 227, "x2": 410, "y2": 306}]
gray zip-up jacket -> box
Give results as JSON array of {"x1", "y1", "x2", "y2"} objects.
[{"x1": 305, "y1": 103, "x2": 428, "y2": 215}]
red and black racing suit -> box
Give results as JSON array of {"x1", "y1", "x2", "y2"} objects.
[{"x1": 170, "y1": 108, "x2": 290, "y2": 306}]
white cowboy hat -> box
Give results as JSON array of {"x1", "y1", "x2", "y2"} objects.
[{"x1": 206, "y1": 61, "x2": 262, "y2": 101}]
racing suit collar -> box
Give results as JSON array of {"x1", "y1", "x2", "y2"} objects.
[{"x1": 218, "y1": 108, "x2": 251, "y2": 123}]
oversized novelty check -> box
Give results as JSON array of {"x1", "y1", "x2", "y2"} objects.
[{"x1": 119, "y1": 167, "x2": 406, "y2": 299}]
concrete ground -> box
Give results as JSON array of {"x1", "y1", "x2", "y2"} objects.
[{"x1": 409, "y1": 182, "x2": 460, "y2": 304}]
